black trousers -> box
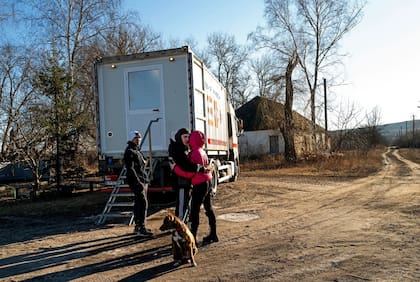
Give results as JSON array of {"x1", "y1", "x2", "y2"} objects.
[
  {"x1": 189, "y1": 180, "x2": 216, "y2": 237},
  {"x1": 130, "y1": 182, "x2": 148, "y2": 227}
]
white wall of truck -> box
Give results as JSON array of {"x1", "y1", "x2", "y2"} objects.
[{"x1": 95, "y1": 46, "x2": 241, "y2": 191}]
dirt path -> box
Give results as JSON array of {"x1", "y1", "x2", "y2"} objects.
[{"x1": 1, "y1": 149, "x2": 419, "y2": 281}]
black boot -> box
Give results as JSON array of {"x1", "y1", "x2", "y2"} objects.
[
  {"x1": 202, "y1": 224, "x2": 218, "y2": 245},
  {"x1": 190, "y1": 225, "x2": 198, "y2": 246},
  {"x1": 202, "y1": 233, "x2": 218, "y2": 244}
]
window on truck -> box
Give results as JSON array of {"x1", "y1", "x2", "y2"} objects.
[
  {"x1": 128, "y1": 69, "x2": 161, "y2": 110},
  {"x1": 124, "y1": 65, "x2": 166, "y2": 151}
]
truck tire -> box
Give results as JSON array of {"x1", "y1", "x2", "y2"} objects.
[{"x1": 210, "y1": 165, "x2": 218, "y2": 196}]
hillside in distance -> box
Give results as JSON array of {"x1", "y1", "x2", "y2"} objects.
[{"x1": 378, "y1": 119, "x2": 420, "y2": 144}]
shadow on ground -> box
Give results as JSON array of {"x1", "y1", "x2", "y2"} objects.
[
  {"x1": 0, "y1": 231, "x2": 175, "y2": 281},
  {"x1": 0, "y1": 192, "x2": 176, "y2": 246}
]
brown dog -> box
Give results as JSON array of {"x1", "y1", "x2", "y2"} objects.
[{"x1": 159, "y1": 213, "x2": 198, "y2": 267}]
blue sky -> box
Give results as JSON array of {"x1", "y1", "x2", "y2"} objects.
[
  {"x1": 339, "y1": 0, "x2": 420, "y2": 125},
  {"x1": 126, "y1": 0, "x2": 420, "y2": 126},
  {"x1": 126, "y1": 0, "x2": 265, "y2": 48}
]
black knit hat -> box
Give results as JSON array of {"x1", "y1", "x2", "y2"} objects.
[{"x1": 175, "y1": 128, "x2": 190, "y2": 143}]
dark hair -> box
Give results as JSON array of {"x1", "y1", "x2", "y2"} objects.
[{"x1": 175, "y1": 128, "x2": 190, "y2": 143}]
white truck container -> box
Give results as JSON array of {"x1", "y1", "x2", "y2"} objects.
[{"x1": 95, "y1": 46, "x2": 242, "y2": 192}]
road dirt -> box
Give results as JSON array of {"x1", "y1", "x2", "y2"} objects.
[{"x1": 0, "y1": 148, "x2": 419, "y2": 281}]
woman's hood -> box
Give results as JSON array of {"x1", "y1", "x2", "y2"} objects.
[{"x1": 189, "y1": 130, "x2": 205, "y2": 149}]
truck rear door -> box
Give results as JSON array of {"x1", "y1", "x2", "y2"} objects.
[{"x1": 125, "y1": 64, "x2": 166, "y2": 151}]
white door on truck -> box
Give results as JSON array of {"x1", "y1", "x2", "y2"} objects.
[{"x1": 125, "y1": 65, "x2": 166, "y2": 151}]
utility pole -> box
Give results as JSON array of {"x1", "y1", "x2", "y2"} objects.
[
  {"x1": 413, "y1": 115, "x2": 415, "y2": 147},
  {"x1": 323, "y1": 78, "x2": 329, "y2": 153},
  {"x1": 323, "y1": 78, "x2": 328, "y2": 131}
]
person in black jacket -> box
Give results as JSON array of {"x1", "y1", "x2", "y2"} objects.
[
  {"x1": 168, "y1": 128, "x2": 201, "y2": 221},
  {"x1": 124, "y1": 130, "x2": 153, "y2": 237}
]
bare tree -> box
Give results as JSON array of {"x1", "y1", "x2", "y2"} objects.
[
  {"x1": 249, "y1": 1, "x2": 304, "y2": 162},
  {"x1": 329, "y1": 99, "x2": 364, "y2": 151},
  {"x1": 363, "y1": 105, "x2": 383, "y2": 147},
  {"x1": 17, "y1": 0, "x2": 151, "y2": 182},
  {"x1": 233, "y1": 70, "x2": 253, "y2": 108},
  {"x1": 0, "y1": 44, "x2": 35, "y2": 160},
  {"x1": 249, "y1": 55, "x2": 281, "y2": 100},
  {"x1": 250, "y1": 0, "x2": 365, "y2": 156},
  {"x1": 0, "y1": 44, "x2": 51, "y2": 198},
  {"x1": 206, "y1": 32, "x2": 249, "y2": 108},
  {"x1": 10, "y1": 106, "x2": 51, "y2": 199},
  {"x1": 98, "y1": 22, "x2": 162, "y2": 56},
  {"x1": 25, "y1": 0, "x2": 122, "y2": 80},
  {"x1": 263, "y1": 0, "x2": 365, "y2": 127},
  {"x1": 365, "y1": 106, "x2": 382, "y2": 128},
  {"x1": 25, "y1": 0, "x2": 127, "y2": 122},
  {"x1": 282, "y1": 50, "x2": 299, "y2": 162}
]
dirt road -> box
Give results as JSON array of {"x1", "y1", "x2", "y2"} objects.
[{"x1": 1, "y1": 148, "x2": 419, "y2": 281}]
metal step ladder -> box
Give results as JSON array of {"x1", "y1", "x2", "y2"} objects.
[
  {"x1": 96, "y1": 158, "x2": 158, "y2": 225},
  {"x1": 96, "y1": 166, "x2": 134, "y2": 225}
]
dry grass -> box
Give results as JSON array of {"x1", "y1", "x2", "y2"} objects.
[
  {"x1": 398, "y1": 148, "x2": 420, "y2": 163},
  {"x1": 241, "y1": 148, "x2": 384, "y2": 178}
]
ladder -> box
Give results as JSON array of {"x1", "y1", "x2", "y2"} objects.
[
  {"x1": 96, "y1": 166, "x2": 133, "y2": 225},
  {"x1": 96, "y1": 118, "x2": 162, "y2": 226},
  {"x1": 96, "y1": 158, "x2": 158, "y2": 225}
]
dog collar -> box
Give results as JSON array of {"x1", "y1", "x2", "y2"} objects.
[{"x1": 175, "y1": 226, "x2": 183, "y2": 232}]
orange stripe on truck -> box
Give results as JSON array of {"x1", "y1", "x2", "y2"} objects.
[{"x1": 207, "y1": 138, "x2": 227, "y2": 146}]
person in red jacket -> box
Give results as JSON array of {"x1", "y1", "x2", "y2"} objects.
[
  {"x1": 169, "y1": 130, "x2": 219, "y2": 245},
  {"x1": 168, "y1": 128, "x2": 200, "y2": 221}
]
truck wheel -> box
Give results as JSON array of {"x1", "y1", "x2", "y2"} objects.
[{"x1": 210, "y1": 165, "x2": 218, "y2": 196}]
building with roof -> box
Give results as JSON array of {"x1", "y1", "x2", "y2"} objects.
[{"x1": 236, "y1": 96, "x2": 328, "y2": 158}]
